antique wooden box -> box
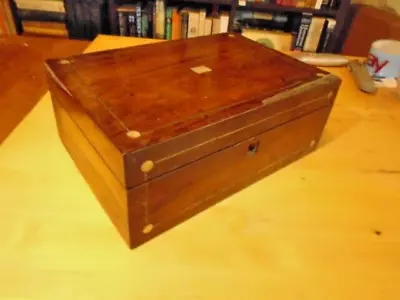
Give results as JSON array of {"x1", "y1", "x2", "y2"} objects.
[{"x1": 46, "y1": 34, "x2": 341, "y2": 248}]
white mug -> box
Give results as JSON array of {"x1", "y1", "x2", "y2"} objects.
[{"x1": 366, "y1": 39, "x2": 400, "y2": 79}]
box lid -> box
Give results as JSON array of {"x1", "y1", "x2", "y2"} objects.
[{"x1": 46, "y1": 34, "x2": 340, "y2": 188}]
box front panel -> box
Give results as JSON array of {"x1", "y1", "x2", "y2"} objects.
[
  {"x1": 122, "y1": 75, "x2": 341, "y2": 188},
  {"x1": 127, "y1": 105, "x2": 332, "y2": 248}
]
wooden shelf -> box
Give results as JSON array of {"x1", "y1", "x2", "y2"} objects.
[
  {"x1": 108, "y1": 0, "x2": 350, "y2": 53},
  {"x1": 240, "y1": 3, "x2": 338, "y2": 17},
  {"x1": 170, "y1": 0, "x2": 232, "y2": 5}
]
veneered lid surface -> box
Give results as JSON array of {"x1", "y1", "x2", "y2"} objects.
[{"x1": 46, "y1": 34, "x2": 325, "y2": 155}]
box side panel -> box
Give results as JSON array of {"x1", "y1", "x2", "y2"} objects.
[
  {"x1": 52, "y1": 96, "x2": 131, "y2": 246},
  {"x1": 122, "y1": 74, "x2": 341, "y2": 188},
  {"x1": 47, "y1": 73, "x2": 127, "y2": 187},
  {"x1": 127, "y1": 105, "x2": 332, "y2": 248}
]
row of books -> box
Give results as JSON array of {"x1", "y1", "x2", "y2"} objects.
[
  {"x1": 292, "y1": 13, "x2": 336, "y2": 52},
  {"x1": 235, "y1": 9, "x2": 335, "y2": 53},
  {"x1": 14, "y1": 0, "x2": 68, "y2": 37},
  {"x1": 0, "y1": 0, "x2": 17, "y2": 36},
  {"x1": 117, "y1": 2, "x2": 229, "y2": 40},
  {"x1": 245, "y1": 0, "x2": 340, "y2": 9}
]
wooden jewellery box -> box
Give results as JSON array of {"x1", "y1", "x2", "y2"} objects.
[{"x1": 46, "y1": 34, "x2": 342, "y2": 248}]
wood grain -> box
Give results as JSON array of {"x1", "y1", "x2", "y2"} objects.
[
  {"x1": 0, "y1": 35, "x2": 89, "y2": 143},
  {"x1": 127, "y1": 106, "x2": 333, "y2": 247},
  {"x1": 46, "y1": 33, "x2": 338, "y2": 188},
  {"x1": 47, "y1": 34, "x2": 340, "y2": 247},
  {"x1": 1, "y1": 35, "x2": 400, "y2": 299}
]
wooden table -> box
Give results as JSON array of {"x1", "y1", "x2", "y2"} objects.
[
  {"x1": 0, "y1": 36, "x2": 89, "y2": 143},
  {"x1": 1, "y1": 35, "x2": 399, "y2": 300}
]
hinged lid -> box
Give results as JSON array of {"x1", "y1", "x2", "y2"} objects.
[{"x1": 46, "y1": 34, "x2": 340, "y2": 188}]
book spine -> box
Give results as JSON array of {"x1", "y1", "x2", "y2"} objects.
[
  {"x1": 204, "y1": 17, "x2": 212, "y2": 36},
  {"x1": 165, "y1": 7, "x2": 173, "y2": 40},
  {"x1": 320, "y1": 19, "x2": 336, "y2": 52},
  {"x1": 90, "y1": 5, "x2": 102, "y2": 38},
  {"x1": 297, "y1": 0, "x2": 306, "y2": 7},
  {"x1": 172, "y1": 7, "x2": 181, "y2": 40},
  {"x1": 16, "y1": 0, "x2": 65, "y2": 13},
  {"x1": 187, "y1": 10, "x2": 199, "y2": 38},
  {"x1": 320, "y1": 0, "x2": 329, "y2": 9},
  {"x1": 303, "y1": 17, "x2": 325, "y2": 52},
  {"x1": 220, "y1": 12, "x2": 229, "y2": 33},
  {"x1": 18, "y1": 9, "x2": 66, "y2": 22},
  {"x1": 316, "y1": 18, "x2": 329, "y2": 52},
  {"x1": 147, "y1": 1, "x2": 154, "y2": 38},
  {"x1": 211, "y1": 17, "x2": 220, "y2": 34},
  {"x1": 118, "y1": 11, "x2": 127, "y2": 36},
  {"x1": 289, "y1": 14, "x2": 302, "y2": 50},
  {"x1": 155, "y1": 0, "x2": 165, "y2": 39},
  {"x1": 293, "y1": 13, "x2": 312, "y2": 51},
  {"x1": 142, "y1": 5, "x2": 149, "y2": 37},
  {"x1": 314, "y1": 0, "x2": 323, "y2": 9},
  {"x1": 198, "y1": 9, "x2": 206, "y2": 36},
  {"x1": 181, "y1": 11, "x2": 188, "y2": 38},
  {"x1": 329, "y1": 0, "x2": 337, "y2": 9},
  {"x1": 136, "y1": 3, "x2": 142, "y2": 37},
  {"x1": 128, "y1": 13, "x2": 137, "y2": 37},
  {"x1": 23, "y1": 25, "x2": 68, "y2": 37}
]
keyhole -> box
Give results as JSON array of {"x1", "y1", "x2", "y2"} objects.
[{"x1": 248, "y1": 141, "x2": 260, "y2": 155}]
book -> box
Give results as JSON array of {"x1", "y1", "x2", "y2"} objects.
[
  {"x1": 241, "y1": 28, "x2": 293, "y2": 52},
  {"x1": 128, "y1": 14, "x2": 136, "y2": 36},
  {"x1": 165, "y1": 7, "x2": 173, "y2": 40},
  {"x1": 187, "y1": 9, "x2": 199, "y2": 38},
  {"x1": 18, "y1": 9, "x2": 65, "y2": 22},
  {"x1": 253, "y1": 12, "x2": 273, "y2": 20},
  {"x1": 204, "y1": 17, "x2": 212, "y2": 36},
  {"x1": 320, "y1": 0, "x2": 330, "y2": 9},
  {"x1": 211, "y1": 16, "x2": 220, "y2": 34},
  {"x1": 155, "y1": 0, "x2": 165, "y2": 39},
  {"x1": 288, "y1": 14, "x2": 302, "y2": 50},
  {"x1": 219, "y1": 12, "x2": 230, "y2": 33},
  {"x1": 329, "y1": 0, "x2": 338, "y2": 9},
  {"x1": 171, "y1": 7, "x2": 181, "y2": 40},
  {"x1": 117, "y1": 5, "x2": 137, "y2": 36},
  {"x1": 22, "y1": 20, "x2": 67, "y2": 37},
  {"x1": 198, "y1": 9, "x2": 206, "y2": 36},
  {"x1": 15, "y1": 0, "x2": 65, "y2": 13},
  {"x1": 136, "y1": 2, "x2": 142, "y2": 37},
  {"x1": 293, "y1": 13, "x2": 312, "y2": 51},
  {"x1": 305, "y1": 0, "x2": 313, "y2": 6},
  {"x1": 141, "y1": 4, "x2": 149, "y2": 37},
  {"x1": 297, "y1": 0, "x2": 306, "y2": 7},
  {"x1": 180, "y1": 9, "x2": 189, "y2": 38},
  {"x1": 303, "y1": 17, "x2": 326, "y2": 52},
  {"x1": 314, "y1": 0, "x2": 323, "y2": 9},
  {"x1": 149, "y1": 1, "x2": 155, "y2": 38},
  {"x1": 117, "y1": 10, "x2": 128, "y2": 36},
  {"x1": 318, "y1": 18, "x2": 336, "y2": 52}
]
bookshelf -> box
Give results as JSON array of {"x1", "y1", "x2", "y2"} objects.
[
  {"x1": 236, "y1": 0, "x2": 351, "y2": 52},
  {"x1": 109, "y1": 0, "x2": 351, "y2": 53},
  {"x1": 243, "y1": 3, "x2": 338, "y2": 17}
]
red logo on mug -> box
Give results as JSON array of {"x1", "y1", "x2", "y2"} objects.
[{"x1": 367, "y1": 53, "x2": 389, "y2": 74}]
